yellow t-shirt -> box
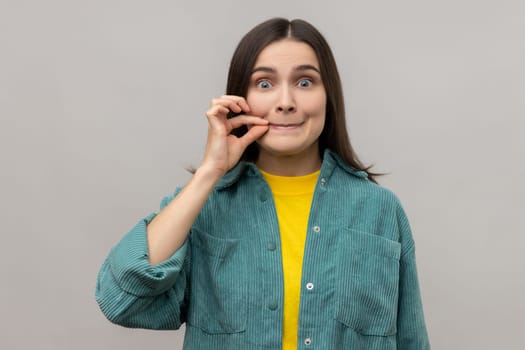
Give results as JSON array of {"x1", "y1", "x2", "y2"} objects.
[{"x1": 260, "y1": 169, "x2": 319, "y2": 350}]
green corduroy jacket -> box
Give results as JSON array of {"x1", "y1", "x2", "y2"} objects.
[{"x1": 96, "y1": 149, "x2": 430, "y2": 349}]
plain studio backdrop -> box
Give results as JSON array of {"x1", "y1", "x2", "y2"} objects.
[{"x1": 1, "y1": 0, "x2": 524, "y2": 349}]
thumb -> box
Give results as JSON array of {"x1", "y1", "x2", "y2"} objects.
[{"x1": 238, "y1": 124, "x2": 269, "y2": 148}]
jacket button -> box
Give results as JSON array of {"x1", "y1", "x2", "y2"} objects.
[
  {"x1": 304, "y1": 337, "x2": 312, "y2": 345},
  {"x1": 313, "y1": 226, "x2": 320, "y2": 233},
  {"x1": 267, "y1": 242, "x2": 276, "y2": 251},
  {"x1": 268, "y1": 301, "x2": 278, "y2": 310},
  {"x1": 259, "y1": 192, "x2": 267, "y2": 202}
]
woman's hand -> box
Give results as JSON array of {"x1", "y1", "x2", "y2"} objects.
[{"x1": 199, "y1": 95, "x2": 268, "y2": 177}]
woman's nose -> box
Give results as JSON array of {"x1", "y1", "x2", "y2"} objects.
[{"x1": 276, "y1": 87, "x2": 296, "y2": 113}]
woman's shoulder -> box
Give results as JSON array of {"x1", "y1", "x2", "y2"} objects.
[{"x1": 329, "y1": 168, "x2": 403, "y2": 214}]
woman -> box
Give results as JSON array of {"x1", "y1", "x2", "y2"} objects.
[{"x1": 96, "y1": 18, "x2": 430, "y2": 349}]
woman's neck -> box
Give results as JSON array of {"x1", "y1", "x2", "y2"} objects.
[{"x1": 256, "y1": 150, "x2": 322, "y2": 176}]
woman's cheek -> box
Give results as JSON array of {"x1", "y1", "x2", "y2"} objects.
[{"x1": 247, "y1": 94, "x2": 272, "y2": 118}]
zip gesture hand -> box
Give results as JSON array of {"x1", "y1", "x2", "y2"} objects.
[{"x1": 199, "y1": 95, "x2": 268, "y2": 178}]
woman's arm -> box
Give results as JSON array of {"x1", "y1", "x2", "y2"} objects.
[
  {"x1": 146, "y1": 95, "x2": 268, "y2": 265},
  {"x1": 95, "y1": 198, "x2": 191, "y2": 329},
  {"x1": 146, "y1": 166, "x2": 221, "y2": 265},
  {"x1": 95, "y1": 96, "x2": 268, "y2": 328},
  {"x1": 395, "y1": 205, "x2": 431, "y2": 349}
]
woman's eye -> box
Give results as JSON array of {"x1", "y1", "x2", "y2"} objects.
[
  {"x1": 256, "y1": 80, "x2": 272, "y2": 89},
  {"x1": 298, "y1": 79, "x2": 313, "y2": 88}
]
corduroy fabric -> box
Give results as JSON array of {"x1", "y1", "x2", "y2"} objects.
[{"x1": 96, "y1": 149, "x2": 431, "y2": 349}]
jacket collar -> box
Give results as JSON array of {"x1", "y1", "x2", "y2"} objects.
[{"x1": 216, "y1": 149, "x2": 368, "y2": 191}]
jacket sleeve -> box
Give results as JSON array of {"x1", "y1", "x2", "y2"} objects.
[
  {"x1": 95, "y1": 191, "x2": 190, "y2": 330},
  {"x1": 396, "y1": 205, "x2": 431, "y2": 349}
]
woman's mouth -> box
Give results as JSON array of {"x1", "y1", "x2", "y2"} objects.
[{"x1": 269, "y1": 122, "x2": 303, "y2": 130}]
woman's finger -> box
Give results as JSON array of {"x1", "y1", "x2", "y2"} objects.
[
  {"x1": 224, "y1": 96, "x2": 250, "y2": 112},
  {"x1": 205, "y1": 105, "x2": 231, "y2": 133},
  {"x1": 227, "y1": 115, "x2": 268, "y2": 129},
  {"x1": 205, "y1": 105, "x2": 230, "y2": 120},
  {"x1": 210, "y1": 95, "x2": 250, "y2": 113},
  {"x1": 236, "y1": 124, "x2": 269, "y2": 148}
]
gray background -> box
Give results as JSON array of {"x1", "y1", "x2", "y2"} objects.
[{"x1": 1, "y1": 0, "x2": 524, "y2": 349}]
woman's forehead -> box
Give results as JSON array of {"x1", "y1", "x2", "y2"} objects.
[{"x1": 253, "y1": 39, "x2": 320, "y2": 70}]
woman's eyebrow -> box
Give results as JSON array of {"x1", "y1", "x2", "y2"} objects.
[
  {"x1": 251, "y1": 66, "x2": 275, "y2": 74},
  {"x1": 295, "y1": 64, "x2": 320, "y2": 74},
  {"x1": 251, "y1": 64, "x2": 321, "y2": 74}
]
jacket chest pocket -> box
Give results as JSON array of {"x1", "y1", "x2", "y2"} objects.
[
  {"x1": 335, "y1": 228, "x2": 401, "y2": 336},
  {"x1": 188, "y1": 228, "x2": 248, "y2": 334}
]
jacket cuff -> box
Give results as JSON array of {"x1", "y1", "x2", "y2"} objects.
[{"x1": 107, "y1": 213, "x2": 189, "y2": 297}]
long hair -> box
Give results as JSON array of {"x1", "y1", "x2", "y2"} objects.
[{"x1": 227, "y1": 18, "x2": 379, "y2": 183}]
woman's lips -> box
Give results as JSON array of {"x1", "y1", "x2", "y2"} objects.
[{"x1": 268, "y1": 122, "x2": 303, "y2": 130}]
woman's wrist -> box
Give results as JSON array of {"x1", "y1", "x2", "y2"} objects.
[{"x1": 193, "y1": 163, "x2": 225, "y2": 186}]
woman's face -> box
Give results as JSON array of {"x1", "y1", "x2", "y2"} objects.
[{"x1": 246, "y1": 39, "x2": 326, "y2": 163}]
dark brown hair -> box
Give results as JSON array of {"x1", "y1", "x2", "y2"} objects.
[{"x1": 227, "y1": 18, "x2": 379, "y2": 183}]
